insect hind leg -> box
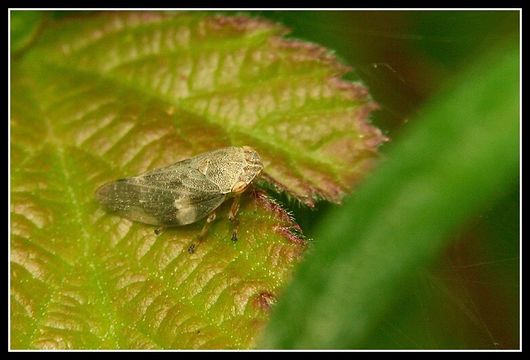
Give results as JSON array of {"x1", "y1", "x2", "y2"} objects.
[{"x1": 188, "y1": 211, "x2": 217, "y2": 254}]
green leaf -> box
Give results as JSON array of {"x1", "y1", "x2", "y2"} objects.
[
  {"x1": 259, "y1": 40, "x2": 519, "y2": 349},
  {"x1": 10, "y1": 12, "x2": 383, "y2": 349}
]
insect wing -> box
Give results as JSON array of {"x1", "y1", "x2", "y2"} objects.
[{"x1": 96, "y1": 161, "x2": 226, "y2": 226}]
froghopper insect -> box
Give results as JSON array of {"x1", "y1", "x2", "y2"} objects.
[{"x1": 95, "y1": 146, "x2": 263, "y2": 253}]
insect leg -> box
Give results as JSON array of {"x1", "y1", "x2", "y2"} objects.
[
  {"x1": 188, "y1": 211, "x2": 217, "y2": 254},
  {"x1": 228, "y1": 195, "x2": 241, "y2": 242},
  {"x1": 199, "y1": 211, "x2": 217, "y2": 238}
]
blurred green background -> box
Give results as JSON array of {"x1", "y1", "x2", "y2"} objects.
[{"x1": 257, "y1": 10, "x2": 519, "y2": 349}]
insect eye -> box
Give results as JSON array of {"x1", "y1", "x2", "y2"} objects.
[{"x1": 231, "y1": 181, "x2": 248, "y2": 194}]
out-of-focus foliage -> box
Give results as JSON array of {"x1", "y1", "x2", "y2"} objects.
[{"x1": 10, "y1": 10, "x2": 43, "y2": 53}]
